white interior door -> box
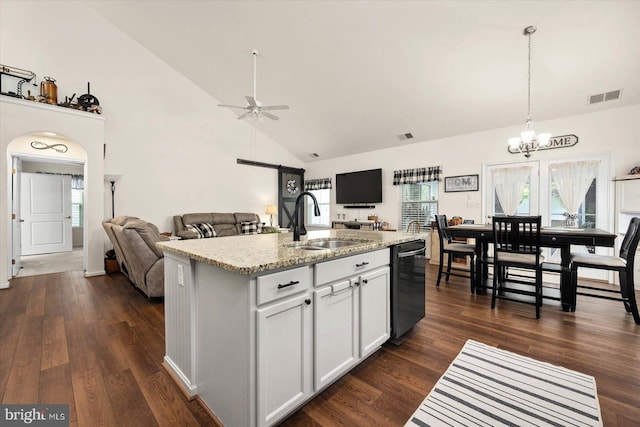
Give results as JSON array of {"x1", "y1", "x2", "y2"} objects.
[
  {"x1": 21, "y1": 173, "x2": 72, "y2": 255},
  {"x1": 11, "y1": 157, "x2": 22, "y2": 275}
]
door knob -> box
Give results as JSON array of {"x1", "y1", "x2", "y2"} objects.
[{"x1": 66, "y1": 216, "x2": 72, "y2": 219}]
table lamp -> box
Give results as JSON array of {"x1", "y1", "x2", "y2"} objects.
[{"x1": 265, "y1": 205, "x2": 277, "y2": 227}]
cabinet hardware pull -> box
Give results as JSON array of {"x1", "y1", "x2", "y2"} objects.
[
  {"x1": 355, "y1": 261, "x2": 369, "y2": 267},
  {"x1": 304, "y1": 299, "x2": 311, "y2": 305},
  {"x1": 362, "y1": 279, "x2": 368, "y2": 284},
  {"x1": 277, "y1": 280, "x2": 299, "y2": 289}
]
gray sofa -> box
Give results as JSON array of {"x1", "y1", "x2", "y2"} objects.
[
  {"x1": 173, "y1": 212, "x2": 262, "y2": 239},
  {"x1": 103, "y1": 216, "x2": 168, "y2": 298}
]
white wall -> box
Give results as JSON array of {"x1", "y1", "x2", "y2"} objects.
[
  {"x1": 0, "y1": 1, "x2": 302, "y2": 236},
  {"x1": 304, "y1": 104, "x2": 640, "y2": 230}
]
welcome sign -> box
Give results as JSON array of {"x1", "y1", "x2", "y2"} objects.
[{"x1": 508, "y1": 134, "x2": 579, "y2": 155}]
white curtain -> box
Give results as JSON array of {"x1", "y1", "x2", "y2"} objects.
[
  {"x1": 492, "y1": 166, "x2": 532, "y2": 215},
  {"x1": 549, "y1": 160, "x2": 600, "y2": 217}
]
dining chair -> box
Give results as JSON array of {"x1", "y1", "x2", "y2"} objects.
[
  {"x1": 434, "y1": 215, "x2": 476, "y2": 292},
  {"x1": 406, "y1": 221, "x2": 421, "y2": 233},
  {"x1": 491, "y1": 216, "x2": 544, "y2": 319},
  {"x1": 570, "y1": 217, "x2": 640, "y2": 324}
]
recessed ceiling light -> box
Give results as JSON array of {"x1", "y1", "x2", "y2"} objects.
[{"x1": 309, "y1": 153, "x2": 319, "y2": 158}]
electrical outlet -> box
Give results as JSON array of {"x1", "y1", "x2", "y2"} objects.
[{"x1": 178, "y1": 264, "x2": 184, "y2": 286}]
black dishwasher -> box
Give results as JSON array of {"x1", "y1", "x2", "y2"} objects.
[{"x1": 390, "y1": 240, "x2": 426, "y2": 339}]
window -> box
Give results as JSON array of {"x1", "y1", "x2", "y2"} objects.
[
  {"x1": 307, "y1": 189, "x2": 331, "y2": 226},
  {"x1": 484, "y1": 154, "x2": 610, "y2": 278},
  {"x1": 400, "y1": 181, "x2": 438, "y2": 231},
  {"x1": 71, "y1": 188, "x2": 83, "y2": 227}
]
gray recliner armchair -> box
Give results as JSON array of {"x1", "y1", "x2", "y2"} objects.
[{"x1": 103, "y1": 216, "x2": 168, "y2": 298}]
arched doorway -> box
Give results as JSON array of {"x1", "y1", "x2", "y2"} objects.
[
  {"x1": 8, "y1": 132, "x2": 88, "y2": 277},
  {"x1": 1, "y1": 97, "x2": 106, "y2": 289}
]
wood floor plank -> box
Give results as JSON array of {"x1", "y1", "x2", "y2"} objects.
[
  {"x1": 41, "y1": 316, "x2": 69, "y2": 371},
  {"x1": 104, "y1": 369, "x2": 159, "y2": 427},
  {"x1": 0, "y1": 313, "x2": 23, "y2": 403},
  {"x1": 39, "y1": 363, "x2": 77, "y2": 425},
  {"x1": 2, "y1": 315, "x2": 43, "y2": 403}
]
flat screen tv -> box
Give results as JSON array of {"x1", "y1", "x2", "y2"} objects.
[{"x1": 335, "y1": 168, "x2": 382, "y2": 205}]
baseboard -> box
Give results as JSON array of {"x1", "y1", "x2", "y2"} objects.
[
  {"x1": 162, "y1": 356, "x2": 197, "y2": 399},
  {"x1": 194, "y1": 396, "x2": 224, "y2": 427},
  {"x1": 84, "y1": 270, "x2": 106, "y2": 277},
  {"x1": 0, "y1": 281, "x2": 10, "y2": 289}
]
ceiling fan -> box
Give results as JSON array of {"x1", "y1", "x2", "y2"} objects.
[{"x1": 218, "y1": 49, "x2": 289, "y2": 121}]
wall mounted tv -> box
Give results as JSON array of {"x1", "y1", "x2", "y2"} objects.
[{"x1": 335, "y1": 168, "x2": 382, "y2": 206}]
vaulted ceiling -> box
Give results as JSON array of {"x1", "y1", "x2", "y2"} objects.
[{"x1": 88, "y1": 1, "x2": 640, "y2": 162}]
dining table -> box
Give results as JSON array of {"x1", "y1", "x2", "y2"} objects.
[{"x1": 447, "y1": 223, "x2": 617, "y2": 312}]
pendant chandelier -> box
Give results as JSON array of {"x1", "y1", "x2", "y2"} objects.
[{"x1": 508, "y1": 26, "x2": 550, "y2": 158}]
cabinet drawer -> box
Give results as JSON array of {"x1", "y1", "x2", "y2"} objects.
[
  {"x1": 315, "y1": 248, "x2": 389, "y2": 286},
  {"x1": 257, "y1": 266, "x2": 312, "y2": 305}
]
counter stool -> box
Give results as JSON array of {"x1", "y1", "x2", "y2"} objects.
[{"x1": 434, "y1": 215, "x2": 476, "y2": 292}]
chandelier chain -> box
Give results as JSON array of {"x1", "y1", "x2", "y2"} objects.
[{"x1": 527, "y1": 30, "x2": 532, "y2": 120}]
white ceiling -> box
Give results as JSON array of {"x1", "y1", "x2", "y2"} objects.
[{"x1": 87, "y1": 1, "x2": 640, "y2": 162}]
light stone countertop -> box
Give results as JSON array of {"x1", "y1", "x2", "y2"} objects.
[{"x1": 157, "y1": 229, "x2": 426, "y2": 275}]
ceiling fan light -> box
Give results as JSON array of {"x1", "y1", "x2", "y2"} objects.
[
  {"x1": 508, "y1": 137, "x2": 522, "y2": 149},
  {"x1": 537, "y1": 133, "x2": 551, "y2": 147},
  {"x1": 521, "y1": 130, "x2": 535, "y2": 144}
]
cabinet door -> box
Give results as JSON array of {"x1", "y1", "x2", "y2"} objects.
[
  {"x1": 256, "y1": 293, "x2": 312, "y2": 427},
  {"x1": 621, "y1": 179, "x2": 640, "y2": 213},
  {"x1": 358, "y1": 267, "x2": 390, "y2": 357},
  {"x1": 314, "y1": 280, "x2": 357, "y2": 390}
]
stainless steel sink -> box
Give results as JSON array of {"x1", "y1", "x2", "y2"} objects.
[{"x1": 289, "y1": 239, "x2": 362, "y2": 251}]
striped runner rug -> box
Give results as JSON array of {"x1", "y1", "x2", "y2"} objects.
[{"x1": 405, "y1": 340, "x2": 602, "y2": 427}]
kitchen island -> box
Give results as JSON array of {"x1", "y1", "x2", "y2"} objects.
[{"x1": 158, "y1": 229, "x2": 424, "y2": 427}]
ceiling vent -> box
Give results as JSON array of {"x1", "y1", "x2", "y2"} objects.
[
  {"x1": 588, "y1": 89, "x2": 622, "y2": 105},
  {"x1": 397, "y1": 132, "x2": 414, "y2": 141}
]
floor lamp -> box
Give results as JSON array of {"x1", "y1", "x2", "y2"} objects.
[{"x1": 104, "y1": 175, "x2": 122, "y2": 218}]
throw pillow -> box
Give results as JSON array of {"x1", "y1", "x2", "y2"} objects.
[
  {"x1": 186, "y1": 223, "x2": 216, "y2": 238},
  {"x1": 241, "y1": 221, "x2": 265, "y2": 235}
]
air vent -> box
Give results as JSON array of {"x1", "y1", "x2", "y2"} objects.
[
  {"x1": 588, "y1": 89, "x2": 622, "y2": 105},
  {"x1": 604, "y1": 90, "x2": 621, "y2": 101},
  {"x1": 397, "y1": 132, "x2": 414, "y2": 141},
  {"x1": 308, "y1": 153, "x2": 319, "y2": 158}
]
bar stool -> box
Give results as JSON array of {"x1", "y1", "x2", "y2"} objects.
[{"x1": 434, "y1": 215, "x2": 476, "y2": 292}]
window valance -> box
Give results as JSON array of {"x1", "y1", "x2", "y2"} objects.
[
  {"x1": 393, "y1": 166, "x2": 441, "y2": 185},
  {"x1": 304, "y1": 178, "x2": 332, "y2": 190}
]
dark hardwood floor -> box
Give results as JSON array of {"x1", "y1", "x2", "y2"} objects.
[{"x1": 1, "y1": 265, "x2": 639, "y2": 426}]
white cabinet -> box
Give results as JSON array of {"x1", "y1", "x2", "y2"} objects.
[
  {"x1": 359, "y1": 267, "x2": 391, "y2": 357},
  {"x1": 314, "y1": 279, "x2": 357, "y2": 390},
  {"x1": 620, "y1": 178, "x2": 640, "y2": 213},
  {"x1": 257, "y1": 292, "x2": 313, "y2": 427},
  {"x1": 163, "y1": 247, "x2": 392, "y2": 427},
  {"x1": 314, "y1": 248, "x2": 390, "y2": 391}
]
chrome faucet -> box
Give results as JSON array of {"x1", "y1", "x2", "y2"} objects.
[{"x1": 292, "y1": 191, "x2": 321, "y2": 241}]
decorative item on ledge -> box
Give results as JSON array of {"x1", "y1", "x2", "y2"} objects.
[
  {"x1": 629, "y1": 165, "x2": 640, "y2": 175},
  {"x1": 0, "y1": 64, "x2": 102, "y2": 114}
]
